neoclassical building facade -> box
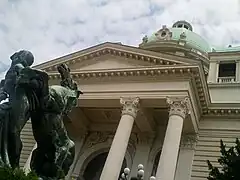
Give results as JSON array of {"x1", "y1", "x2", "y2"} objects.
[{"x1": 19, "y1": 20, "x2": 240, "y2": 180}]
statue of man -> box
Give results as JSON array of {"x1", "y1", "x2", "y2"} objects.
[
  {"x1": 0, "y1": 50, "x2": 35, "y2": 168},
  {"x1": 1, "y1": 50, "x2": 34, "y2": 102}
]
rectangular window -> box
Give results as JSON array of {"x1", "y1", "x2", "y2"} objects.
[{"x1": 218, "y1": 62, "x2": 236, "y2": 83}]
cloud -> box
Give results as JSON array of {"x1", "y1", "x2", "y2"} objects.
[{"x1": 0, "y1": 0, "x2": 240, "y2": 76}]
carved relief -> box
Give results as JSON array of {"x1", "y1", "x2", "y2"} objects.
[
  {"x1": 84, "y1": 131, "x2": 114, "y2": 149},
  {"x1": 180, "y1": 133, "x2": 198, "y2": 149},
  {"x1": 120, "y1": 97, "x2": 140, "y2": 118},
  {"x1": 155, "y1": 25, "x2": 172, "y2": 40},
  {"x1": 166, "y1": 97, "x2": 190, "y2": 119}
]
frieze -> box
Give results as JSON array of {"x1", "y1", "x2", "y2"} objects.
[
  {"x1": 48, "y1": 65, "x2": 209, "y2": 115},
  {"x1": 46, "y1": 64, "x2": 240, "y2": 117},
  {"x1": 84, "y1": 131, "x2": 114, "y2": 149}
]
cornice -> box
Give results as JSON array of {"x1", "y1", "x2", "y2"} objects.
[
  {"x1": 209, "y1": 51, "x2": 240, "y2": 56},
  {"x1": 208, "y1": 83, "x2": 240, "y2": 88},
  {"x1": 204, "y1": 108, "x2": 240, "y2": 118},
  {"x1": 46, "y1": 63, "x2": 240, "y2": 117},
  {"x1": 34, "y1": 43, "x2": 188, "y2": 71},
  {"x1": 139, "y1": 40, "x2": 209, "y2": 62},
  {"x1": 48, "y1": 65, "x2": 209, "y2": 116}
]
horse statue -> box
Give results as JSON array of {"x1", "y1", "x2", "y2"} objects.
[{"x1": 16, "y1": 63, "x2": 82, "y2": 179}]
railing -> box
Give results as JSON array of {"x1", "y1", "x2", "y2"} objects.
[
  {"x1": 217, "y1": 76, "x2": 236, "y2": 83},
  {"x1": 119, "y1": 164, "x2": 156, "y2": 180}
]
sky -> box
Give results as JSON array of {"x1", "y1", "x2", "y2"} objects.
[{"x1": 1, "y1": 0, "x2": 240, "y2": 77}]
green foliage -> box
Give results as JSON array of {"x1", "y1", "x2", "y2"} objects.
[
  {"x1": 207, "y1": 138, "x2": 240, "y2": 180},
  {"x1": 0, "y1": 166, "x2": 38, "y2": 180}
]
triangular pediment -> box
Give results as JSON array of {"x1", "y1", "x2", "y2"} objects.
[
  {"x1": 34, "y1": 42, "x2": 199, "y2": 73},
  {"x1": 70, "y1": 54, "x2": 154, "y2": 71}
]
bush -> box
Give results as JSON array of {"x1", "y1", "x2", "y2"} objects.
[
  {"x1": 0, "y1": 166, "x2": 38, "y2": 180},
  {"x1": 207, "y1": 138, "x2": 240, "y2": 180}
]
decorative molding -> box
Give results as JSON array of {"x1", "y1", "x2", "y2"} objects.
[
  {"x1": 48, "y1": 65, "x2": 209, "y2": 115},
  {"x1": 180, "y1": 133, "x2": 198, "y2": 149},
  {"x1": 166, "y1": 97, "x2": 190, "y2": 119},
  {"x1": 83, "y1": 131, "x2": 114, "y2": 149},
  {"x1": 206, "y1": 108, "x2": 240, "y2": 117},
  {"x1": 120, "y1": 97, "x2": 140, "y2": 119},
  {"x1": 155, "y1": 25, "x2": 172, "y2": 41},
  {"x1": 39, "y1": 46, "x2": 182, "y2": 72}
]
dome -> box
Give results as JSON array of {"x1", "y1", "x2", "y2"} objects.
[{"x1": 139, "y1": 21, "x2": 211, "y2": 54}]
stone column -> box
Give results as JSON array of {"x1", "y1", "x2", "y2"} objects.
[
  {"x1": 236, "y1": 60, "x2": 240, "y2": 82},
  {"x1": 207, "y1": 62, "x2": 218, "y2": 83},
  {"x1": 100, "y1": 97, "x2": 140, "y2": 180},
  {"x1": 155, "y1": 97, "x2": 189, "y2": 180}
]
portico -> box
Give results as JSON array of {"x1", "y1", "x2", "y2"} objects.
[
  {"x1": 18, "y1": 20, "x2": 240, "y2": 180},
  {"x1": 24, "y1": 42, "x2": 207, "y2": 180}
]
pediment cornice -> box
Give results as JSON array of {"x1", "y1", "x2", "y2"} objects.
[{"x1": 33, "y1": 42, "x2": 199, "y2": 72}]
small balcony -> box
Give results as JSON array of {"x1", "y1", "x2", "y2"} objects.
[{"x1": 217, "y1": 76, "x2": 236, "y2": 83}]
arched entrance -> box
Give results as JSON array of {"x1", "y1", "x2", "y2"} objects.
[{"x1": 83, "y1": 152, "x2": 127, "y2": 180}]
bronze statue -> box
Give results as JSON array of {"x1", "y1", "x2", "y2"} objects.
[
  {"x1": 0, "y1": 50, "x2": 34, "y2": 168},
  {"x1": 0, "y1": 51, "x2": 81, "y2": 180},
  {"x1": 16, "y1": 63, "x2": 81, "y2": 179}
]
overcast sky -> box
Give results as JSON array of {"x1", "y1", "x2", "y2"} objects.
[{"x1": 1, "y1": 0, "x2": 240, "y2": 76}]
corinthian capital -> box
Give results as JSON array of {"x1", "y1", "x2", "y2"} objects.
[
  {"x1": 166, "y1": 96, "x2": 189, "y2": 119},
  {"x1": 120, "y1": 97, "x2": 140, "y2": 118}
]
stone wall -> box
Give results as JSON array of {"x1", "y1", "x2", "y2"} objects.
[
  {"x1": 19, "y1": 120, "x2": 36, "y2": 168},
  {"x1": 191, "y1": 118, "x2": 240, "y2": 180}
]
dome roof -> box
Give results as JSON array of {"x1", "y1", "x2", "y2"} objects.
[{"x1": 140, "y1": 21, "x2": 211, "y2": 53}]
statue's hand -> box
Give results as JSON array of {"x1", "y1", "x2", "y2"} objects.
[{"x1": 0, "y1": 92, "x2": 7, "y2": 102}]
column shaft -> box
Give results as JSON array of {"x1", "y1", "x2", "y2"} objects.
[
  {"x1": 100, "y1": 97, "x2": 139, "y2": 180},
  {"x1": 155, "y1": 97, "x2": 189, "y2": 180},
  {"x1": 155, "y1": 115, "x2": 184, "y2": 180}
]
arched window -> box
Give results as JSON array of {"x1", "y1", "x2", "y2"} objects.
[
  {"x1": 151, "y1": 150, "x2": 161, "y2": 176},
  {"x1": 83, "y1": 152, "x2": 127, "y2": 180}
]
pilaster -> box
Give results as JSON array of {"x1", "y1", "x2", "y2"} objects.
[{"x1": 180, "y1": 133, "x2": 198, "y2": 150}]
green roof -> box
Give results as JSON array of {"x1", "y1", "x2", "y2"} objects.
[{"x1": 147, "y1": 27, "x2": 211, "y2": 53}]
